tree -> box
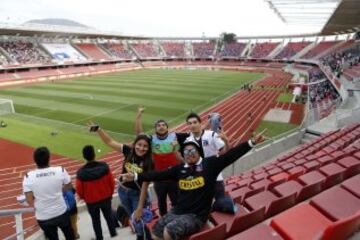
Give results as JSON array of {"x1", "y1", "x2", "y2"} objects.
[{"x1": 220, "y1": 32, "x2": 237, "y2": 44}]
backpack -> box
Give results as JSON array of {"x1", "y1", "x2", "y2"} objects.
[{"x1": 63, "y1": 190, "x2": 76, "y2": 211}]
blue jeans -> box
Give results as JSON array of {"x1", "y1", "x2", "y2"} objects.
[{"x1": 118, "y1": 186, "x2": 151, "y2": 239}]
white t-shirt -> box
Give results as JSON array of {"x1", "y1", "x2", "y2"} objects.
[
  {"x1": 185, "y1": 130, "x2": 225, "y2": 181},
  {"x1": 23, "y1": 166, "x2": 71, "y2": 220}
]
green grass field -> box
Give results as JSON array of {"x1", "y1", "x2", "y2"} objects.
[
  {"x1": 0, "y1": 69, "x2": 264, "y2": 159},
  {"x1": 255, "y1": 120, "x2": 299, "y2": 140},
  {"x1": 277, "y1": 93, "x2": 294, "y2": 103}
]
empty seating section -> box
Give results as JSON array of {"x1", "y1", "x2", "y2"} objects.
[
  {"x1": 221, "y1": 42, "x2": 246, "y2": 57},
  {"x1": 210, "y1": 123, "x2": 360, "y2": 239},
  {"x1": 101, "y1": 43, "x2": 133, "y2": 59},
  {"x1": 131, "y1": 43, "x2": 159, "y2": 58},
  {"x1": 75, "y1": 43, "x2": 111, "y2": 60},
  {"x1": 250, "y1": 42, "x2": 279, "y2": 58},
  {"x1": 275, "y1": 42, "x2": 311, "y2": 59},
  {"x1": 301, "y1": 41, "x2": 339, "y2": 59},
  {"x1": 0, "y1": 40, "x2": 51, "y2": 65},
  {"x1": 192, "y1": 42, "x2": 215, "y2": 58},
  {"x1": 161, "y1": 42, "x2": 185, "y2": 57}
]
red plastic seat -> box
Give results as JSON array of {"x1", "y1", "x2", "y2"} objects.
[
  {"x1": 244, "y1": 191, "x2": 278, "y2": 211},
  {"x1": 287, "y1": 166, "x2": 306, "y2": 179},
  {"x1": 310, "y1": 187, "x2": 360, "y2": 221},
  {"x1": 227, "y1": 223, "x2": 284, "y2": 240},
  {"x1": 269, "y1": 172, "x2": 289, "y2": 183},
  {"x1": 319, "y1": 163, "x2": 346, "y2": 188},
  {"x1": 270, "y1": 203, "x2": 332, "y2": 240},
  {"x1": 226, "y1": 206, "x2": 266, "y2": 238},
  {"x1": 341, "y1": 174, "x2": 360, "y2": 198},
  {"x1": 297, "y1": 182, "x2": 323, "y2": 202},
  {"x1": 210, "y1": 204, "x2": 247, "y2": 227},
  {"x1": 272, "y1": 180, "x2": 303, "y2": 197},
  {"x1": 303, "y1": 160, "x2": 320, "y2": 171},
  {"x1": 321, "y1": 210, "x2": 360, "y2": 240},
  {"x1": 188, "y1": 223, "x2": 226, "y2": 240},
  {"x1": 298, "y1": 170, "x2": 326, "y2": 186},
  {"x1": 318, "y1": 155, "x2": 335, "y2": 165},
  {"x1": 265, "y1": 193, "x2": 297, "y2": 218},
  {"x1": 250, "y1": 179, "x2": 272, "y2": 190},
  {"x1": 229, "y1": 186, "x2": 253, "y2": 204},
  {"x1": 337, "y1": 156, "x2": 360, "y2": 177}
]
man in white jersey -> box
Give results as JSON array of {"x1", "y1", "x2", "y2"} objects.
[
  {"x1": 183, "y1": 113, "x2": 229, "y2": 205},
  {"x1": 23, "y1": 147, "x2": 74, "y2": 240}
]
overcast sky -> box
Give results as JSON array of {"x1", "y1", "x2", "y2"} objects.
[{"x1": 0, "y1": 0, "x2": 327, "y2": 37}]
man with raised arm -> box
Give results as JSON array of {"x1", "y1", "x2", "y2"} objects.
[{"x1": 120, "y1": 130, "x2": 266, "y2": 240}]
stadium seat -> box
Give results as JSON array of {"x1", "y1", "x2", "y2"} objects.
[
  {"x1": 250, "y1": 179, "x2": 272, "y2": 190},
  {"x1": 310, "y1": 187, "x2": 360, "y2": 221},
  {"x1": 298, "y1": 170, "x2": 326, "y2": 186},
  {"x1": 272, "y1": 180, "x2": 303, "y2": 197},
  {"x1": 227, "y1": 223, "x2": 284, "y2": 240},
  {"x1": 297, "y1": 182, "x2": 323, "y2": 202},
  {"x1": 244, "y1": 191, "x2": 278, "y2": 211},
  {"x1": 287, "y1": 166, "x2": 306, "y2": 179},
  {"x1": 226, "y1": 206, "x2": 266, "y2": 238},
  {"x1": 321, "y1": 210, "x2": 360, "y2": 240},
  {"x1": 229, "y1": 186, "x2": 253, "y2": 204},
  {"x1": 341, "y1": 174, "x2": 360, "y2": 198},
  {"x1": 319, "y1": 163, "x2": 346, "y2": 188},
  {"x1": 318, "y1": 155, "x2": 335, "y2": 166},
  {"x1": 265, "y1": 192, "x2": 297, "y2": 218},
  {"x1": 188, "y1": 223, "x2": 226, "y2": 240},
  {"x1": 337, "y1": 156, "x2": 360, "y2": 177},
  {"x1": 270, "y1": 203, "x2": 332, "y2": 240},
  {"x1": 210, "y1": 204, "x2": 247, "y2": 227},
  {"x1": 303, "y1": 160, "x2": 321, "y2": 171}
]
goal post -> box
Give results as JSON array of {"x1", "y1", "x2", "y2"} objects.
[{"x1": 0, "y1": 99, "x2": 15, "y2": 115}]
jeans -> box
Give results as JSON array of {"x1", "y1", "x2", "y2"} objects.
[
  {"x1": 87, "y1": 198, "x2": 117, "y2": 240},
  {"x1": 154, "y1": 181, "x2": 178, "y2": 216},
  {"x1": 37, "y1": 211, "x2": 74, "y2": 240},
  {"x1": 118, "y1": 185, "x2": 151, "y2": 239}
]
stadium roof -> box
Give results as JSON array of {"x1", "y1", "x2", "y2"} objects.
[
  {"x1": 265, "y1": 0, "x2": 359, "y2": 35},
  {"x1": 321, "y1": 0, "x2": 360, "y2": 35},
  {"x1": 0, "y1": 23, "x2": 150, "y2": 40}
]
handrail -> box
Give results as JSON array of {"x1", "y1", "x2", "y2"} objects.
[{"x1": 0, "y1": 208, "x2": 34, "y2": 217}]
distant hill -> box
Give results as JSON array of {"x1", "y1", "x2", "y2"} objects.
[{"x1": 24, "y1": 18, "x2": 90, "y2": 28}]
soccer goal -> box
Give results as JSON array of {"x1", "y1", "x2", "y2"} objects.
[{"x1": 0, "y1": 99, "x2": 15, "y2": 115}]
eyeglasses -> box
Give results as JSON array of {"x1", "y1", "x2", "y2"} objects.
[{"x1": 183, "y1": 148, "x2": 197, "y2": 156}]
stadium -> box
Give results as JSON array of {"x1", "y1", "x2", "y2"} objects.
[{"x1": 0, "y1": 0, "x2": 359, "y2": 239}]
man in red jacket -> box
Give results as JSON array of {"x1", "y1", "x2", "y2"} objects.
[{"x1": 76, "y1": 145, "x2": 117, "y2": 240}]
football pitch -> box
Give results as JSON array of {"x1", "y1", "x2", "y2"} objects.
[{"x1": 0, "y1": 69, "x2": 264, "y2": 159}]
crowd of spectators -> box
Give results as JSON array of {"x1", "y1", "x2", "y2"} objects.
[
  {"x1": 309, "y1": 79, "x2": 340, "y2": 106},
  {"x1": 101, "y1": 43, "x2": 133, "y2": 59},
  {"x1": 0, "y1": 54, "x2": 10, "y2": 66},
  {"x1": 220, "y1": 42, "x2": 246, "y2": 57},
  {"x1": 321, "y1": 44, "x2": 360, "y2": 78},
  {"x1": 161, "y1": 42, "x2": 185, "y2": 58},
  {"x1": 0, "y1": 40, "x2": 51, "y2": 64},
  {"x1": 192, "y1": 42, "x2": 215, "y2": 58},
  {"x1": 308, "y1": 68, "x2": 326, "y2": 83}
]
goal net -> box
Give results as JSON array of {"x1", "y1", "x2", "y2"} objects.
[{"x1": 0, "y1": 99, "x2": 15, "y2": 115}]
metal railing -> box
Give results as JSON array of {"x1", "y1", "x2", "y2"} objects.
[{"x1": 0, "y1": 208, "x2": 34, "y2": 240}]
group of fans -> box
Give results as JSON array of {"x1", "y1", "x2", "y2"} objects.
[{"x1": 22, "y1": 107, "x2": 266, "y2": 240}]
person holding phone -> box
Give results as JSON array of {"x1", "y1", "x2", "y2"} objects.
[
  {"x1": 90, "y1": 122, "x2": 153, "y2": 240},
  {"x1": 120, "y1": 130, "x2": 267, "y2": 240}
]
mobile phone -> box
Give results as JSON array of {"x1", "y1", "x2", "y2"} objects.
[{"x1": 89, "y1": 125, "x2": 99, "y2": 132}]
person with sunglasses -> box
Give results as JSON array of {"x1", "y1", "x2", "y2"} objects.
[{"x1": 120, "y1": 130, "x2": 267, "y2": 240}]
